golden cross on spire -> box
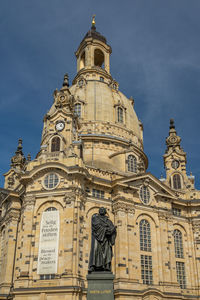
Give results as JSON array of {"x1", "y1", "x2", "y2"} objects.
[{"x1": 92, "y1": 14, "x2": 96, "y2": 27}]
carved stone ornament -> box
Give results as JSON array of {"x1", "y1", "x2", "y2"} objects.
[
  {"x1": 109, "y1": 79, "x2": 119, "y2": 91},
  {"x1": 8, "y1": 176, "x2": 15, "y2": 186},
  {"x1": 54, "y1": 89, "x2": 74, "y2": 111},
  {"x1": 2, "y1": 210, "x2": 20, "y2": 225},
  {"x1": 11, "y1": 139, "x2": 26, "y2": 170},
  {"x1": 76, "y1": 77, "x2": 86, "y2": 88},
  {"x1": 22, "y1": 195, "x2": 36, "y2": 210},
  {"x1": 112, "y1": 201, "x2": 135, "y2": 214},
  {"x1": 143, "y1": 178, "x2": 150, "y2": 187},
  {"x1": 158, "y1": 211, "x2": 171, "y2": 221},
  {"x1": 64, "y1": 192, "x2": 76, "y2": 204},
  {"x1": 165, "y1": 119, "x2": 182, "y2": 150},
  {"x1": 137, "y1": 158, "x2": 145, "y2": 174}
]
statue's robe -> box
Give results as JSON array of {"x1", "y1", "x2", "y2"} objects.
[{"x1": 89, "y1": 213, "x2": 116, "y2": 271}]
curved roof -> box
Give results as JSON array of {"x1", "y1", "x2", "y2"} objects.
[
  {"x1": 70, "y1": 80, "x2": 143, "y2": 146},
  {"x1": 81, "y1": 26, "x2": 107, "y2": 44}
]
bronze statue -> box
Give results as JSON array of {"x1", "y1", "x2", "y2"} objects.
[{"x1": 88, "y1": 207, "x2": 117, "y2": 273}]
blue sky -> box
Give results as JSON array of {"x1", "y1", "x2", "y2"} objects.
[{"x1": 0, "y1": 0, "x2": 200, "y2": 188}]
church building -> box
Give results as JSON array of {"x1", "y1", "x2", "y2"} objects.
[{"x1": 1, "y1": 18, "x2": 200, "y2": 300}]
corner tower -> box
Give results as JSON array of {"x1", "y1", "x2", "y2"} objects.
[{"x1": 163, "y1": 119, "x2": 195, "y2": 194}]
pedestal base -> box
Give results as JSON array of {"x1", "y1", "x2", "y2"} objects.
[{"x1": 87, "y1": 272, "x2": 114, "y2": 300}]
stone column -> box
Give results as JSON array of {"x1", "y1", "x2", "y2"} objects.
[
  {"x1": 16, "y1": 195, "x2": 35, "y2": 285},
  {"x1": 104, "y1": 52, "x2": 110, "y2": 74},
  {"x1": 0, "y1": 199, "x2": 20, "y2": 296},
  {"x1": 112, "y1": 199, "x2": 135, "y2": 281}
]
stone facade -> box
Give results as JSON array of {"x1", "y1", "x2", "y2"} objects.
[{"x1": 1, "y1": 21, "x2": 200, "y2": 300}]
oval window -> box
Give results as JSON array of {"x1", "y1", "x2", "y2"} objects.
[
  {"x1": 139, "y1": 185, "x2": 150, "y2": 204},
  {"x1": 44, "y1": 173, "x2": 59, "y2": 190}
]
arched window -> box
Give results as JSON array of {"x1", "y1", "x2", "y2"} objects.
[
  {"x1": 173, "y1": 174, "x2": 181, "y2": 189},
  {"x1": 80, "y1": 51, "x2": 85, "y2": 69},
  {"x1": 140, "y1": 220, "x2": 151, "y2": 252},
  {"x1": 51, "y1": 136, "x2": 60, "y2": 152},
  {"x1": 94, "y1": 49, "x2": 104, "y2": 68},
  {"x1": 140, "y1": 220, "x2": 153, "y2": 285},
  {"x1": 117, "y1": 107, "x2": 123, "y2": 123},
  {"x1": 174, "y1": 229, "x2": 184, "y2": 258},
  {"x1": 74, "y1": 103, "x2": 81, "y2": 118},
  {"x1": 127, "y1": 155, "x2": 137, "y2": 173},
  {"x1": 45, "y1": 207, "x2": 57, "y2": 212}
]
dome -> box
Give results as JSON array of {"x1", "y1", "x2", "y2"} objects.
[
  {"x1": 70, "y1": 80, "x2": 143, "y2": 149},
  {"x1": 68, "y1": 22, "x2": 148, "y2": 172},
  {"x1": 40, "y1": 22, "x2": 148, "y2": 173}
]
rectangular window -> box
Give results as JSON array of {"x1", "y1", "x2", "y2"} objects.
[
  {"x1": 141, "y1": 255, "x2": 153, "y2": 285},
  {"x1": 172, "y1": 207, "x2": 181, "y2": 216},
  {"x1": 92, "y1": 189, "x2": 104, "y2": 199},
  {"x1": 176, "y1": 261, "x2": 186, "y2": 289},
  {"x1": 40, "y1": 274, "x2": 55, "y2": 280}
]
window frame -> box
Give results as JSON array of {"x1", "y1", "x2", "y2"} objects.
[
  {"x1": 172, "y1": 207, "x2": 181, "y2": 216},
  {"x1": 176, "y1": 261, "x2": 186, "y2": 289},
  {"x1": 127, "y1": 154, "x2": 137, "y2": 173},
  {"x1": 117, "y1": 107, "x2": 123, "y2": 123},
  {"x1": 74, "y1": 103, "x2": 82, "y2": 118},
  {"x1": 174, "y1": 229, "x2": 184, "y2": 258},
  {"x1": 172, "y1": 173, "x2": 182, "y2": 189},
  {"x1": 141, "y1": 254, "x2": 153, "y2": 285},
  {"x1": 43, "y1": 173, "x2": 59, "y2": 190},
  {"x1": 140, "y1": 219, "x2": 151, "y2": 252},
  {"x1": 51, "y1": 136, "x2": 61, "y2": 152},
  {"x1": 92, "y1": 188, "x2": 105, "y2": 199},
  {"x1": 139, "y1": 185, "x2": 150, "y2": 205}
]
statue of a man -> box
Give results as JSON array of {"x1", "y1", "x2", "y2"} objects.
[{"x1": 88, "y1": 207, "x2": 117, "y2": 273}]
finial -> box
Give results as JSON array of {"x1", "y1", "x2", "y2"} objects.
[
  {"x1": 27, "y1": 153, "x2": 31, "y2": 162},
  {"x1": 16, "y1": 138, "x2": 23, "y2": 154},
  {"x1": 170, "y1": 118, "x2": 175, "y2": 129},
  {"x1": 63, "y1": 73, "x2": 69, "y2": 87},
  {"x1": 11, "y1": 138, "x2": 26, "y2": 169},
  {"x1": 91, "y1": 14, "x2": 96, "y2": 30}
]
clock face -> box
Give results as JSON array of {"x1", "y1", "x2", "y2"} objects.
[
  {"x1": 55, "y1": 121, "x2": 65, "y2": 131},
  {"x1": 169, "y1": 136, "x2": 177, "y2": 144},
  {"x1": 172, "y1": 160, "x2": 179, "y2": 169}
]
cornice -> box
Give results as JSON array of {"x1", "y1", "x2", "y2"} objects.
[
  {"x1": 72, "y1": 67, "x2": 112, "y2": 85},
  {"x1": 20, "y1": 162, "x2": 90, "y2": 185}
]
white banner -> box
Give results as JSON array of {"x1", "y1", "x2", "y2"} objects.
[{"x1": 37, "y1": 210, "x2": 60, "y2": 274}]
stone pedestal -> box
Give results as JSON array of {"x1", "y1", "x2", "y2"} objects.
[{"x1": 87, "y1": 272, "x2": 115, "y2": 300}]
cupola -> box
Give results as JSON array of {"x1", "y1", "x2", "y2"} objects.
[{"x1": 74, "y1": 16, "x2": 112, "y2": 83}]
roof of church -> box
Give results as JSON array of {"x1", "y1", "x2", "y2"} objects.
[{"x1": 82, "y1": 25, "x2": 107, "y2": 44}]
